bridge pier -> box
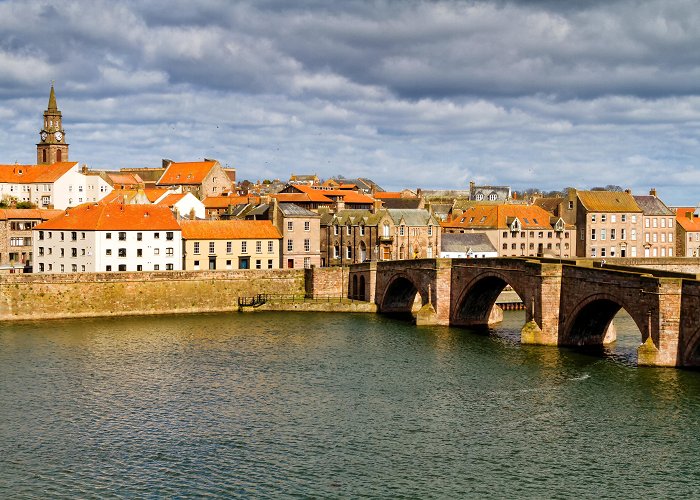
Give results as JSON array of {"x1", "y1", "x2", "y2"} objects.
[
  {"x1": 637, "y1": 278, "x2": 682, "y2": 367},
  {"x1": 520, "y1": 263, "x2": 562, "y2": 346}
]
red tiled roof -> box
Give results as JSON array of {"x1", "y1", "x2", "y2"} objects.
[
  {"x1": 158, "y1": 161, "x2": 217, "y2": 185},
  {"x1": 442, "y1": 204, "x2": 561, "y2": 230},
  {"x1": 179, "y1": 219, "x2": 281, "y2": 239},
  {"x1": 144, "y1": 188, "x2": 170, "y2": 202},
  {"x1": 374, "y1": 192, "x2": 404, "y2": 199},
  {"x1": 99, "y1": 190, "x2": 140, "y2": 204},
  {"x1": 293, "y1": 184, "x2": 374, "y2": 204},
  {"x1": 0, "y1": 162, "x2": 78, "y2": 183},
  {"x1": 157, "y1": 193, "x2": 187, "y2": 207},
  {"x1": 676, "y1": 207, "x2": 700, "y2": 232},
  {"x1": 0, "y1": 209, "x2": 63, "y2": 220},
  {"x1": 107, "y1": 172, "x2": 142, "y2": 185},
  {"x1": 34, "y1": 203, "x2": 180, "y2": 231},
  {"x1": 203, "y1": 195, "x2": 257, "y2": 209}
]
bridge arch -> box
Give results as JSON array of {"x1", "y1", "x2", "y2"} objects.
[
  {"x1": 560, "y1": 293, "x2": 647, "y2": 347},
  {"x1": 451, "y1": 271, "x2": 531, "y2": 327},
  {"x1": 377, "y1": 272, "x2": 427, "y2": 316}
]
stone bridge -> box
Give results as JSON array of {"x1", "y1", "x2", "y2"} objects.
[{"x1": 348, "y1": 258, "x2": 700, "y2": 368}]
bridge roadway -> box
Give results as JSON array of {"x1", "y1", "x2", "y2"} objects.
[{"x1": 347, "y1": 258, "x2": 700, "y2": 368}]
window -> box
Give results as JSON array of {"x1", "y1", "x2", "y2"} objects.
[
  {"x1": 631, "y1": 229, "x2": 637, "y2": 241},
  {"x1": 399, "y1": 226, "x2": 405, "y2": 236},
  {"x1": 334, "y1": 226, "x2": 339, "y2": 236},
  {"x1": 611, "y1": 214, "x2": 617, "y2": 223},
  {"x1": 334, "y1": 245, "x2": 340, "y2": 258},
  {"x1": 268, "y1": 241, "x2": 274, "y2": 253},
  {"x1": 242, "y1": 241, "x2": 247, "y2": 253},
  {"x1": 428, "y1": 226, "x2": 433, "y2": 236},
  {"x1": 287, "y1": 239, "x2": 293, "y2": 252},
  {"x1": 39, "y1": 247, "x2": 44, "y2": 256},
  {"x1": 71, "y1": 248, "x2": 77, "y2": 257},
  {"x1": 347, "y1": 225, "x2": 351, "y2": 235},
  {"x1": 194, "y1": 260, "x2": 200, "y2": 269},
  {"x1": 256, "y1": 260, "x2": 262, "y2": 269},
  {"x1": 106, "y1": 265, "x2": 112, "y2": 272},
  {"x1": 154, "y1": 265, "x2": 160, "y2": 271},
  {"x1": 39, "y1": 263, "x2": 44, "y2": 272},
  {"x1": 256, "y1": 241, "x2": 262, "y2": 253},
  {"x1": 71, "y1": 231, "x2": 77, "y2": 241},
  {"x1": 305, "y1": 221, "x2": 311, "y2": 232},
  {"x1": 106, "y1": 232, "x2": 111, "y2": 240},
  {"x1": 194, "y1": 242, "x2": 200, "y2": 254},
  {"x1": 119, "y1": 264, "x2": 126, "y2": 272},
  {"x1": 268, "y1": 259, "x2": 273, "y2": 269},
  {"x1": 154, "y1": 248, "x2": 160, "y2": 255},
  {"x1": 118, "y1": 248, "x2": 126, "y2": 257},
  {"x1": 669, "y1": 233, "x2": 673, "y2": 243},
  {"x1": 166, "y1": 248, "x2": 174, "y2": 256},
  {"x1": 661, "y1": 218, "x2": 666, "y2": 228},
  {"x1": 601, "y1": 214, "x2": 607, "y2": 222},
  {"x1": 137, "y1": 232, "x2": 142, "y2": 241},
  {"x1": 632, "y1": 215, "x2": 637, "y2": 223},
  {"x1": 568, "y1": 201, "x2": 574, "y2": 209},
  {"x1": 209, "y1": 241, "x2": 215, "y2": 254},
  {"x1": 621, "y1": 228, "x2": 626, "y2": 240},
  {"x1": 668, "y1": 218, "x2": 673, "y2": 228},
  {"x1": 154, "y1": 232, "x2": 160, "y2": 239},
  {"x1": 601, "y1": 247, "x2": 606, "y2": 257},
  {"x1": 288, "y1": 221, "x2": 294, "y2": 231},
  {"x1": 600, "y1": 229, "x2": 606, "y2": 240},
  {"x1": 610, "y1": 229, "x2": 616, "y2": 240},
  {"x1": 137, "y1": 265, "x2": 143, "y2": 271},
  {"x1": 661, "y1": 233, "x2": 666, "y2": 243},
  {"x1": 119, "y1": 232, "x2": 126, "y2": 241},
  {"x1": 60, "y1": 232, "x2": 64, "y2": 241},
  {"x1": 503, "y1": 232, "x2": 508, "y2": 238},
  {"x1": 652, "y1": 218, "x2": 658, "y2": 228},
  {"x1": 39, "y1": 231, "x2": 44, "y2": 240},
  {"x1": 304, "y1": 238, "x2": 310, "y2": 252},
  {"x1": 137, "y1": 249, "x2": 143, "y2": 257},
  {"x1": 60, "y1": 248, "x2": 65, "y2": 257},
  {"x1": 591, "y1": 229, "x2": 596, "y2": 240},
  {"x1": 166, "y1": 264, "x2": 173, "y2": 270},
  {"x1": 346, "y1": 246, "x2": 352, "y2": 259},
  {"x1": 166, "y1": 232, "x2": 174, "y2": 241},
  {"x1": 591, "y1": 214, "x2": 596, "y2": 223},
  {"x1": 81, "y1": 232, "x2": 85, "y2": 240},
  {"x1": 60, "y1": 264, "x2": 65, "y2": 273},
  {"x1": 645, "y1": 218, "x2": 650, "y2": 228},
  {"x1": 227, "y1": 241, "x2": 232, "y2": 254}
]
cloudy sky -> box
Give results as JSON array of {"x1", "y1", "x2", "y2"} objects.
[{"x1": 1, "y1": 0, "x2": 699, "y2": 203}]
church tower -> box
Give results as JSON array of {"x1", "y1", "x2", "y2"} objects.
[{"x1": 37, "y1": 84, "x2": 69, "y2": 165}]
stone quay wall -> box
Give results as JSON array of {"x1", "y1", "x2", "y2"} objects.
[
  {"x1": 304, "y1": 266, "x2": 348, "y2": 298},
  {"x1": 0, "y1": 270, "x2": 305, "y2": 321}
]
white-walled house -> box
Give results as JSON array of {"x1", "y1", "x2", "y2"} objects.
[
  {"x1": 157, "y1": 192, "x2": 206, "y2": 219},
  {"x1": 0, "y1": 162, "x2": 113, "y2": 209},
  {"x1": 33, "y1": 203, "x2": 182, "y2": 273}
]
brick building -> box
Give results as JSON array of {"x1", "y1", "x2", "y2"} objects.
[{"x1": 0, "y1": 209, "x2": 62, "y2": 272}]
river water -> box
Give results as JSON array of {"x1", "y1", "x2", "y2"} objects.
[{"x1": 2, "y1": 310, "x2": 700, "y2": 498}]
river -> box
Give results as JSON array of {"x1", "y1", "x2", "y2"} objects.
[{"x1": 1, "y1": 310, "x2": 700, "y2": 498}]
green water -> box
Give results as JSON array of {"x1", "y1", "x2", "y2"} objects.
[{"x1": 1, "y1": 311, "x2": 700, "y2": 498}]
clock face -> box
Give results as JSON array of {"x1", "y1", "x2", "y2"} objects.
[
  {"x1": 41, "y1": 132, "x2": 47, "y2": 141},
  {"x1": 54, "y1": 131, "x2": 63, "y2": 142}
]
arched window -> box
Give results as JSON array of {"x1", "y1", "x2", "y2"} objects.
[
  {"x1": 489, "y1": 192, "x2": 498, "y2": 201},
  {"x1": 383, "y1": 223, "x2": 390, "y2": 237},
  {"x1": 475, "y1": 193, "x2": 484, "y2": 201}
]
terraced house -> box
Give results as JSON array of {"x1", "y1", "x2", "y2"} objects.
[
  {"x1": 32, "y1": 204, "x2": 182, "y2": 273},
  {"x1": 442, "y1": 204, "x2": 574, "y2": 258},
  {"x1": 179, "y1": 220, "x2": 281, "y2": 270}
]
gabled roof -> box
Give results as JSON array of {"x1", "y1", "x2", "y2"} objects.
[
  {"x1": 278, "y1": 203, "x2": 319, "y2": 217},
  {"x1": 203, "y1": 195, "x2": 257, "y2": 209},
  {"x1": 577, "y1": 191, "x2": 641, "y2": 213},
  {"x1": 292, "y1": 184, "x2": 375, "y2": 204},
  {"x1": 386, "y1": 209, "x2": 437, "y2": 227},
  {"x1": 0, "y1": 162, "x2": 78, "y2": 184},
  {"x1": 158, "y1": 161, "x2": 218, "y2": 185},
  {"x1": 105, "y1": 172, "x2": 143, "y2": 186},
  {"x1": 0, "y1": 209, "x2": 63, "y2": 221},
  {"x1": 157, "y1": 193, "x2": 188, "y2": 207},
  {"x1": 179, "y1": 219, "x2": 281, "y2": 240},
  {"x1": 34, "y1": 203, "x2": 180, "y2": 231},
  {"x1": 98, "y1": 189, "x2": 141, "y2": 205},
  {"x1": 442, "y1": 204, "x2": 564, "y2": 230},
  {"x1": 632, "y1": 195, "x2": 674, "y2": 216},
  {"x1": 676, "y1": 207, "x2": 700, "y2": 232},
  {"x1": 441, "y1": 233, "x2": 497, "y2": 253}
]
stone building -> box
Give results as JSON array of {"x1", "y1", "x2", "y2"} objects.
[
  {"x1": 0, "y1": 208, "x2": 62, "y2": 272},
  {"x1": 157, "y1": 160, "x2": 235, "y2": 200},
  {"x1": 441, "y1": 204, "x2": 574, "y2": 258},
  {"x1": 633, "y1": 190, "x2": 675, "y2": 257},
  {"x1": 469, "y1": 181, "x2": 511, "y2": 202},
  {"x1": 675, "y1": 207, "x2": 700, "y2": 257},
  {"x1": 573, "y1": 190, "x2": 643, "y2": 258},
  {"x1": 275, "y1": 203, "x2": 321, "y2": 269}
]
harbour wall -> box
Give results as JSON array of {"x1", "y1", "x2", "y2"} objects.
[{"x1": 0, "y1": 269, "x2": 306, "y2": 321}]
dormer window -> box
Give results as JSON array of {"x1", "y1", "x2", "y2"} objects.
[
  {"x1": 510, "y1": 219, "x2": 521, "y2": 232},
  {"x1": 475, "y1": 193, "x2": 484, "y2": 201},
  {"x1": 488, "y1": 192, "x2": 498, "y2": 201}
]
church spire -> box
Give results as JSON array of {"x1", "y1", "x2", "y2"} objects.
[{"x1": 48, "y1": 83, "x2": 57, "y2": 111}]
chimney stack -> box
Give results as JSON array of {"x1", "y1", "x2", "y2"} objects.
[{"x1": 649, "y1": 188, "x2": 657, "y2": 197}]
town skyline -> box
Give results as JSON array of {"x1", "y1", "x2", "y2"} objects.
[{"x1": 1, "y1": 0, "x2": 700, "y2": 204}]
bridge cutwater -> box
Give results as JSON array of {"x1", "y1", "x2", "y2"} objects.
[{"x1": 347, "y1": 258, "x2": 700, "y2": 368}]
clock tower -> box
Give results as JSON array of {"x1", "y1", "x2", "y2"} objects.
[{"x1": 37, "y1": 84, "x2": 69, "y2": 165}]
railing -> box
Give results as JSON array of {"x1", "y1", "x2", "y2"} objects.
[{"x1": 238, "y1": 293, "x2": 368, "y2": 305}]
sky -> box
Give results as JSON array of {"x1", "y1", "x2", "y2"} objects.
[{"x1": 1, "y1": 0, "x2": 699, "y2": 204}]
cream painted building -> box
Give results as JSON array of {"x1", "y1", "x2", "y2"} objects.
[{"x1": 180, "y1": 219, "x2": 282, "y2": 270}]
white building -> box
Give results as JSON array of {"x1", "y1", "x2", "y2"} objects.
[
  {"x1": 0, "y1": 162, "x2": 113, "y2": 209},
  {"x1": 33, "y1": 203, "x2": 182, "y2": 273}
]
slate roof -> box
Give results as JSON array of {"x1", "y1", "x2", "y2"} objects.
[
  {"x1": 279, "y1": 203, "x2": 319, "y2": 217},
  {"x1": 321, "y1": 209, "x2": 385, "y2": 226},
  {"x1": 380, "y1": 198, "x2": 421, "y2": 209},
  {"x1": 386, "y1": 209, "x2": 438, "y2": 226},
  {"x1": 441, "y1": 233, "x2": 497, "y2": 253},
  {"x1": 632, "y1": 195, "x2": 674, "y2": 216}
]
